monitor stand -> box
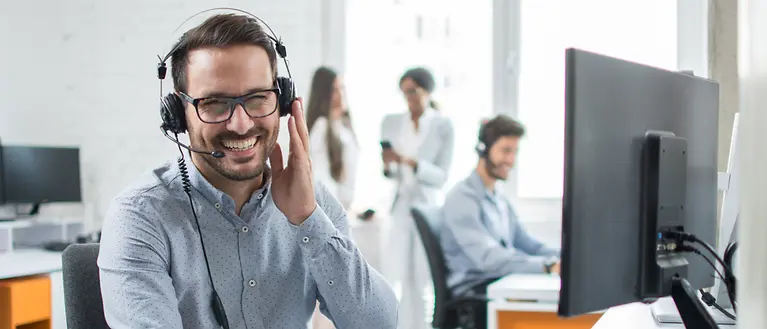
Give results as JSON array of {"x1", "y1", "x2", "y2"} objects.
[
  {"x1": 669, "y1": 276, "x2": 719, "y2": 329},
  {"x1": 637, "y1": 131, "x2": 723, "y2": 329},
  {"x1": 27, "y1": 203, "x2": 42, "y2": 216},
  {"x1": 651, "y1": 295, "x2": 735, "y2": 326}
]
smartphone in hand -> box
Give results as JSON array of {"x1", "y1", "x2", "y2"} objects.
[{"x1": 380, "y1": 140, "x2": 393, "y2": 177}]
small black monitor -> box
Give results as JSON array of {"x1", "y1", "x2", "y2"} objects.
[
  {"x1": 1, "y1": 145, "x2": 82, "y2": 204},
  {"x1": 558, "y1": 48, "x2": 719, "y2": 326}
]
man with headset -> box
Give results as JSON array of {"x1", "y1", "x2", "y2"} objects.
[
  {"x1": 96, "y1": 12, "x2": 397, "y2": 329},
  {"x1": 438, "y1": 114, "x2": 560, "y2": 328}
]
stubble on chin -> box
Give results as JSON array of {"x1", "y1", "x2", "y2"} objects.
[{"x1": 201, "y1": 125, "x2": 280, "y2": 182}]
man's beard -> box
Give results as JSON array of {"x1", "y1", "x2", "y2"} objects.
[
  {"x1": 193, "y1": 123, "x2": 278, "y2": 181},
  {"x1": 484, "y1": 158, "x2": 507, "y2": 181}
]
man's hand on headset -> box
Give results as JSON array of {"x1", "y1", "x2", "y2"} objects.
[{"x1": 270, "y1": 97, "x2": 317, "y2": 225}]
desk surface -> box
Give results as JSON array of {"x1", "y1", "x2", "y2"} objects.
[
  {"x1": 487, "y1": 273, "x2": 560, "y2": 302},
  {"x1": 592, "y1": 301, "x2": 736, "y2": 329},
  {"x1": 0, "y1": 248, "x2": 63, "y2": 279}
]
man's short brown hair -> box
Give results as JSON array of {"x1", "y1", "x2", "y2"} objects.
[
  {"x1": 479, "y1": 114, "x2": 526, "y2": 146},
  {"x1": 170, "y1": 14, "x2": 278, "y2": 94}
]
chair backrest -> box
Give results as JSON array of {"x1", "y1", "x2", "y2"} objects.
[
  {"x1": 61, "y1": 243, "x2": 110, "y2": 329},
  {"x1": 411, "y1": 205, "x2": 456, "y2": 328}
]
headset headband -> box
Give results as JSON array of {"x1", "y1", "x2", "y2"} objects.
[{"x1": 156, "y1": 7, "x2": 292, "y2": 82}]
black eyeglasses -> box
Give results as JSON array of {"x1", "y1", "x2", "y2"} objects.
[{"x1": 179, "y1": 88, "x2": 280, "y2": 124}]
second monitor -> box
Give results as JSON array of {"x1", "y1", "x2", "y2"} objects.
[{"x1": 0, "y1": 145, "x2": 82, "y2": 212}]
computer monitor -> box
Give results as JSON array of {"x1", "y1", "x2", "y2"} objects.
[
  {"x1": 712, "y1": 112, "x2": 739, "y2": 309},
  {"x1": 557, "y1": 49, "x2": 720, "y2": 327},
  {"x1": 1, "y1": 145, "x2": 82, "y2": 208}
]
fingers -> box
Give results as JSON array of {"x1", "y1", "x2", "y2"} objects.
[
  {"x1": 292, "y1": 97, "x2": 310, "y2": 154},
  {"x1": 288, "y1": 115, "x2": 305, "y2": 160},
  {"x1": 269, "y1": 143, "x2": 284, "y2": 175}
]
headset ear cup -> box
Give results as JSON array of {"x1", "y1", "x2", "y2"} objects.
[
  {"x1": 476, "y1": 142, "x2": 486, "y2": 157},
  {"x1": 160, "y1": 93, "x2": 187, "y2": 133},
  {"x1": 276, "y1": 76, "x2": 295, "y2": 117}
]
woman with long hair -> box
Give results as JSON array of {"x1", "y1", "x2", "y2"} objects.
[
  {"x1": 306, "y1": 66, "x2": 359, "y2": 209},
  {"x1": 380, "y1": 67, "x2": 455, "y2": 329}
]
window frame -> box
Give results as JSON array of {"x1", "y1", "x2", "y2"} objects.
[{"x1": 494, "y1": 0, "x2": 709, "y2": 221}]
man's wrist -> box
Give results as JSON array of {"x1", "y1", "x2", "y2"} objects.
[
  {"x1": 543, "y1": 257, "x2": 558, "y2": 274},
  {"x1": 289, "y1": 203, "x2": 318, "y2": 226}
]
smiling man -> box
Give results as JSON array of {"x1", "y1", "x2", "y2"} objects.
[
  {"x1": 97, "y1": 13, "x2": 397, "y2": 329},
  {"x1": 438, "y1": 114, "x2": 560, "y2": 329}
]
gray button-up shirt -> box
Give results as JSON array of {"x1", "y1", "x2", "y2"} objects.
[
  {"x1": 438, "y1": 171, "x2": 560, "y2": 296},
  {"x1": 97, "y1": 158, "x2": 398, "y2": 329}
]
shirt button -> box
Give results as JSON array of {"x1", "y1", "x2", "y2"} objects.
[
  {"x1": 248, "y1": 280, "x2": 256, "y2": 287},
  {"x1": 302, "y1": 237, "x2": 309, "y2": 243},
  {"x1": 257, "y1": 194, "x2": 263, "y2": 200},
  {"x1": 214, "y1": 203, "x2": 221, "y2": 209},
  {"x1": 241, "y1": 226, "x2": 249, "y2": 233},
  {"x1": 327, "y1": 280, "x2": 334, "y2": 286}
]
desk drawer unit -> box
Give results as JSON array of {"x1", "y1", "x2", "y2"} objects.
[
  {"x1": 496, "y1": 310, "x2": 601, "y2": 329},
  {"x1": 0, "y1": 275, "x2": 51, "y2": 329}
]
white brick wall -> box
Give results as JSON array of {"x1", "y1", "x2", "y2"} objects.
[{"x1": 0, "y1": 0, "x2": 340, "y2": 229}]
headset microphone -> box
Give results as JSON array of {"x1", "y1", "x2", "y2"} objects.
[{"x1": 161, "y1": 127, "x2": 225, "y2": 158}]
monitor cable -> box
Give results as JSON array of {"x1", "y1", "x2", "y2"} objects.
[
  {"x1": 664, "y1": 231, "x2": 737, "y2": 310},
  {"x1": 675, "y1": 244, "x2": 737, "y2": 319}
]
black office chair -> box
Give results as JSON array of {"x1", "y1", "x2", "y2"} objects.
[
  {"x1": 411, "y1": 205, "x2": 488, "y2": 329},
  {"x1": 61, "y1": 243, "x2": 110, "y2": 329}
]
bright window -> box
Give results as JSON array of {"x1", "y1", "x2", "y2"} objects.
[
  {"x1": 345, "y1": 0, "x2": 493, "y2": 210},
  {"x1": 516, "y1": 0, "x2": 678, "y2": 199}
]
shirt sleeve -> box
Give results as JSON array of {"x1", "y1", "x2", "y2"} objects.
[
  {"x1": 415, "y1": 118, "x2": 455, "y2": 188},
  {"x1": 295, "y1": 183, "x2": 398, "y2": 329},
  {"x1": 380, "y1": 115, "x2": 401, "y2": 181},
  {"x1": 97, "y1": 196, "x2": 185, "y2": 329},
  {"x1": 441, "y1": 190, "x2": 547, "y2": 276},
  {"x1": 507, "y1": 201, "x2": 561, "y2": 257}
]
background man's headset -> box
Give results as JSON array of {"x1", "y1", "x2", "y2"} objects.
[
  {"x1": 475, "y1": 120, "x2": 506, "y2": 180},
  {"x1": 155, "y1": 8, "x2": 296, "y2": 329},
  {"x1": 475, "y1": 119, "x2": 491, "y2": 158}
]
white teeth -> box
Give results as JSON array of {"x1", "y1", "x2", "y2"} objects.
[{"x1": 222, "y1": 137, "x2": 257, "y2": 150}]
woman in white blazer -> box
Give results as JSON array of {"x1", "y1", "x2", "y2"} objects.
[
  {"x1": 380, "y1": 67, "x2": 455, "y2": 329},
  {"x1": 306, "y1": 67, "x2": 359, "y2": 209}
]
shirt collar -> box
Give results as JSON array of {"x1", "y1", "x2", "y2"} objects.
[
  {"x1": 417, "y1": 107, "x2": 437, "y2": 126},
  {"x1": 467, "y1": 170, "x2": 499, "y2": 201},
  {"x1": 403, "y1": 107, "x2": 437, "y2": 129},
  {"x1": 184, "y1": 156, "x2": 271, "y2": 209}
]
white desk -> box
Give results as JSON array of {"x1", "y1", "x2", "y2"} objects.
[
  {"x1": 487, "y1": 274, "x2": 602, "y2": 329},
  {"x1": 592, "y1": 299, "x2": 736, "y2": 329},
  {"x1": 0, "y1": 249, "x2": 63, "y2": 279},
  {"x1": 0, "y1": 248, "x2": 66, "y2": 329}
]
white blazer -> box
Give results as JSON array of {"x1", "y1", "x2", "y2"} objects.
[
  {"x1": 309, "y1": 117, "x2": 359, "y2": 208},
  {"x1": 380, "y1": 109, "x2": 455, "y2": 211}
]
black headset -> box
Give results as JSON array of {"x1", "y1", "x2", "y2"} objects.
[
  {"x1": 157, "y1": 7, "x2": 295, "y2": 135},
  {"x1": 155, "y1": 8, "x2": 296, "y2": 329},
  {"x1": 475, "y1": 120, "x2": 491, "y2": 158}
]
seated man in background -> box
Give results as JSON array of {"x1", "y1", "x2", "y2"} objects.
[{"x1": 438, "y1": 114, "x2": 560, "y2": 328}]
